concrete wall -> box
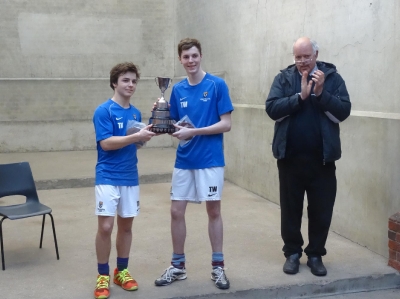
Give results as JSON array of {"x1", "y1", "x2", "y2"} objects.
[
  {"x1": 173, "y1": 0, "x2": 400, "y2": 257},
  {"x1": 0, "y1": 0, "x2": 176, "y2": 151},
  {"x1": 1, "y1": 0, "x2": 399, "y2": 257}
]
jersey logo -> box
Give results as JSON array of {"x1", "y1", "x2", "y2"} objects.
[
  {"x1": 133, "y1": 114, "x2": 137, "y2": 120},
  {"x1": 116, "y1": 117, "x2": 123, "y2": 120},
  {"x1": 181, "y1": 101, "x2": 188, "y2": 108},
  {"x1": 180, "y1": 97, "x2": 187, "y2": 101},
  {"x1": 201, "y1": 91, "x2": 211, "y2": 102},
  {"x1": 118, "y1": 122, "x2": 123, "y2": 129}
]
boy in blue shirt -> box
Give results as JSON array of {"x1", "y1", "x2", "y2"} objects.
[
  {"x1": 93, "y1": 62, "x2": 155, "y2": 299},
  {"x1": 154, "y1": 38, "x2": 233, "y2": 290}
]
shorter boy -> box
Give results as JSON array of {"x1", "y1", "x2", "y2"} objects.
[{"x1": 93, "y1": 62, "x2": 155, "y2": 299}]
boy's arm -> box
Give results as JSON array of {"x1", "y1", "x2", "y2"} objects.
[
  {"x1": 172, "y1": 112, "x2": 231, "y2": 140},
  {"x1": 100, "y1": 125, "x2": 155, "y2": 151}
]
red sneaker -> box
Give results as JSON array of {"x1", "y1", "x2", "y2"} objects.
[
  {"x1": 113, "y1": 268, "x2": 138, "y2": 291},
  {"x1": 94, "y1": 275, "x2": 110, "y2": 299}
]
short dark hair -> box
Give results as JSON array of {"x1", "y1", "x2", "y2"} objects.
[
  {"x1": 177, "y1": 38, "x2": 202, "y2": 57},
  {"x1": 109, "y1": 62, "x2": 140, "y2": 90}
]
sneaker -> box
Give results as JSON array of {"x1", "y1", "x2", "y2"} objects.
[
  {"x1": 94, "y1": 275, "x2": 110, "y2": 299},
  {"x1": 154, "y1": 265, "x2": 187, "y2": 286},
  {"x1": 113, "y1": 268, "x2": 138, "y2": 291},
  {"x1": 211, "y1": 267, "x2": 230, "y2": 289}
]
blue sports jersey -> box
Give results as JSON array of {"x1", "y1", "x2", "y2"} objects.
[
  {"x1": 93, "y1": 99, "x2": 142, "y2": 186},
  {"x1": 169, "y1": 73, "x2": 234, "y2": 169}
]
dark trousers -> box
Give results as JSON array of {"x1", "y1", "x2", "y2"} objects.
[{"x1": 277, "y1": 157, "x2": 336, "y2": 258}]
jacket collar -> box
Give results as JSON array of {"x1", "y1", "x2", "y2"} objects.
[{"x1": 281, "y1": 61, "x2": 337, "y2": 80}]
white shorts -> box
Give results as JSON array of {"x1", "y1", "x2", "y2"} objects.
[
  {"x1": 95, "y1": 185, "x2": 140, "y2": 218},
  {"x1": 170, "y1": 167, "x2": 224, "y2": 202}
]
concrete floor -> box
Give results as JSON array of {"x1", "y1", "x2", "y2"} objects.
[{"x1": 0, "y1": 148, "x2": 399, "y2": 299}]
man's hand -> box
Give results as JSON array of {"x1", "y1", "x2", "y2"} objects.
[
  {"x1": 138, "y1": 124, "x2": 156, "y2": 141},
  {"x1": 172, "y1": 124, "x2": 194, "y2": 140},
  {"x1": 300, "y1": 71, "x2": 313, "y2": 100},
  {"x1": 312, "y1": 70, "x2": 325, "y2": 97}
]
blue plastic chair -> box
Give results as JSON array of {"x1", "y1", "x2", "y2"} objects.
[{"x1": 0, "y1": 162, "x2": 59, "y2": 270}]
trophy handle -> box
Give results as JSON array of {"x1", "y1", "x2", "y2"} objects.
[{"x1": 155, "y1": 77, "x2": 159, "y2": 87}]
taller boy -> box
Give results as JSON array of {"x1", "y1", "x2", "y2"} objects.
[{"x1": 154, "y1": 38, "x2": 234, "y2": 290}]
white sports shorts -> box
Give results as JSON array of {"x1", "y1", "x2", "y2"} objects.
[
  {"x1": 170, "y1": 167, "x2": 224, "y2": 202},
  {"x1": 95, "y1": 185, "x2": 140, "y2": 218}
]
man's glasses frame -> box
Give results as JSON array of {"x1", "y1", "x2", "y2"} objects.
[{"x1": 293, "y1": 56, "x2": 314, "y2": 65}]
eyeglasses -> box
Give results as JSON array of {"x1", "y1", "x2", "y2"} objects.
[{"x1": 293, "y1": 57, "x2": 313, "y2": 64}]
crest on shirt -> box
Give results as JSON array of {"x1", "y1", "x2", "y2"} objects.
[
  {"x1": 200, "y1": 91, "x2": 211, "y2": 102},
  {"x1": 133, "y1": 114, "x2": 137, "y2": 120}
]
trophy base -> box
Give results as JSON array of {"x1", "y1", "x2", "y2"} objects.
[
  {"x1": 150, "y1": 126, "x2": 176, "y2": 134},
  {"x1": 149, "y1": 118, "x2": 176, "y2": 134}
]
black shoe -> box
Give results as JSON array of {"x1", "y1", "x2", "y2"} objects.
[
  {"x1": 283, "y1": 253, "x2": 300, "y2": 274},
  {"x1": 307, "y1": 256, "x2": 327, "y2": 276}
]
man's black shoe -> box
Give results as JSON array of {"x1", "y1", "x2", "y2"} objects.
[
  {"x1": 307, "y1": 256, "x2": 327, "y2": 276},
  {"x1": 283, "y1": 253, "x2": 300, "y2": 274}
]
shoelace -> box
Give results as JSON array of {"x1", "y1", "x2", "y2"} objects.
[
  {"x1": 213, "y1": 268, "x2": 227, "y2": 284},
  {"x1": 96, "y1": 275, "x2": 109, "y2": 289},
  {"x1": 161, "y1": 266, "x2": 176, "y2": 282},
  {"x1": 117, "y1": 269, "x2": 133, "y2": 282}
]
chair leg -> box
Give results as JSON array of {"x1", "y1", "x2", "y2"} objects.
[
  {"x1": 39, "y1": 214, "x2": 46, "y2": 248},
  {"x1": 39, "y1": 214, "x2": 59, "y2": 260},
  {"x1": 48, "y1": 213, "x2": 60, "y2": 260},
  {"x1": 0, "y1": 217, "x2": 7, "y2": 270}
]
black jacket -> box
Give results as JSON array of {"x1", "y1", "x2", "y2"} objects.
[{"x1": 265, "y1": 61, "x2": 351, "y2": 162}]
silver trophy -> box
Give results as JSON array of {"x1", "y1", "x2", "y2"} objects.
[{"x1": 149, "y1": 77, "x2": 176, "y2": 133}]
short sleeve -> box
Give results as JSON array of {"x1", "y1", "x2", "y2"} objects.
[
  {"x1": 217, "y1": 80, "x2": 234, "y2": 116},
  {"x1": 93, "y1": 106, "x2": 113, "y2": 142}
]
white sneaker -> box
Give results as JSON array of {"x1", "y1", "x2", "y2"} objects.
[
  {"x1": 154, "y1": 266, "x2": 187, "y2": 286},
  {"x1": 211, "y1": 267, "x2": 230, "y2": 289}
]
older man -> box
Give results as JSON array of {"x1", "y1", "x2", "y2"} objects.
[{"x1": 266, "y1": 37, "x2": 351, "y2": 276}]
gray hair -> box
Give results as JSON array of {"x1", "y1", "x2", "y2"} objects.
[
  {"x1": 292, "y1": 38, "x2": 319, "y2": 54},
  {"x1": 310, "y1": 39, "x2": 319, "y2": 54}
]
